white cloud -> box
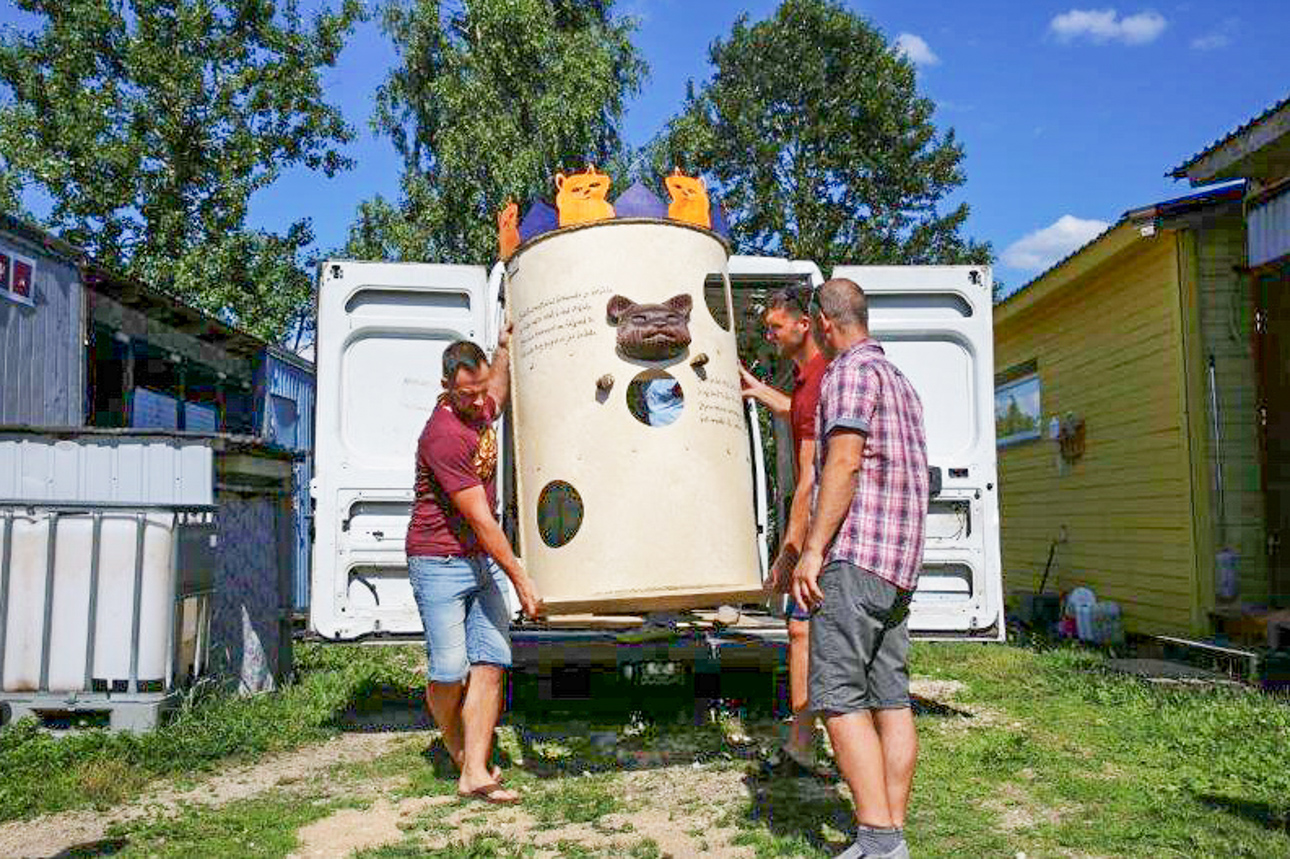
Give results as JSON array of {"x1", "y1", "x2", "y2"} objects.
[
  {"x1": 1002, "y1": 215, "x2": 1111, "y2": 272},
  {"x1": 1190, "y1": 18, "x2": 1237, "y2": 51},
  {"x1": 894, "y1": 33, "x2": 940, "y2": 66},
  {"x1": 1048, "y1": 9, "x2": 1167, "y2": 45},
  {"x1": 1190, "y1": 32, "x2": 1229, "y2": 50}
]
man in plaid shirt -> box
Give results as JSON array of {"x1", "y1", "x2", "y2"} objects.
[{"x1": 792, "y1": 278, "x2": 928, "y2": 859}]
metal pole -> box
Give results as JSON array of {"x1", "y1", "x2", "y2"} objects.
[
  {"x1": 39, "y1": 511, "x2": 59, "y2": 693},
  {"x1": 193, "y1": 594, "x2": 208, "y2": 678},
  {"x1": 0, "y1": 512, "x2": 13, "y2": 690},
  {"x1": 128, "y1": 512, "x2": 146, "y2": 694},
  {"x1": 1208, "y1": 355, "x2": 1225, "y2": 542},
  {"x1": 164, "y1": 512, "x2": 180, "y2": 692},
  {"x1": 84, "y1": 512, "x2": 103, "y2": 692}
]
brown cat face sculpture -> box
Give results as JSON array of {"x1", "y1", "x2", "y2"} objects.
[{"x1": 606, "y1": 294, "x2": 693, "y2": 361}]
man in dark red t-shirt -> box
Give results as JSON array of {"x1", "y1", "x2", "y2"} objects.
[
  {"x1": 406, "y1": 330, "x2": 541, "y2": 805},
  {"x1": 740, "y1": 284, "x2": 829, "y2": 777}
]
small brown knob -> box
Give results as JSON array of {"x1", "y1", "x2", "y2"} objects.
[
  {"x1": 690, "y1": 352, "x2": 709, "y2": 369},
  {"x1": 597, "y1": 374, "x2": 615, "y2": 392}
]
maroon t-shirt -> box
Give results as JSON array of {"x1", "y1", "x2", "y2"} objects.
[
  {"x1": 789, "y1": 352, "x2": 828, "y2": 463},
  {"x1": 405, "y1": 397, "x2": 499, "y2": 557}
]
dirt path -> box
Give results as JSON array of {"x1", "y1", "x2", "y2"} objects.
[
  {"x1": 0, "y1": 732, "x2": 407, "y2": 859},
  {"x1": 2, "y1": 677, "x2": 977, "y2": 858}
]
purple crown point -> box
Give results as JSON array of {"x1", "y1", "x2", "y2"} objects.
[
  {"x1": 709, "y1": 198, "x2": 730, "y2": 238},
  {"x1": 518, "y1": 200, "x2": 558, "y2": 243},
  {"x1": 613, "y1": 181, "x2": 668, "y2": 219}
]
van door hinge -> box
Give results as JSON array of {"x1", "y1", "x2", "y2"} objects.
[
  {"x1": 1258, "y1": 403, "x2": 1268, "y2": 429},
  {"x1": 1256, "y1": 309, "x2": 1267, "y2": 334}
]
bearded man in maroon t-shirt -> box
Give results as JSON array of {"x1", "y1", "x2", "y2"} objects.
[{"x1": 406, "y1": 329, "x2": 542, "y2": 804}]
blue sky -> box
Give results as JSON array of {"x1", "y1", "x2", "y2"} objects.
[{"x1": 3, "y1": 1, "x2": 1289, "y2": 290}]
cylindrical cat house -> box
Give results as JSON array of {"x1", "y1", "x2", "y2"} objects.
[{"x1": 506, "y1": 218, "x2": 763, "y2": 613}]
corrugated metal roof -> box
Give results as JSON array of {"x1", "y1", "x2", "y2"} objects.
[
  {"x1": 0, "y1": 431, "x2": 214, "y2": 505},
  {"x1": 1, "y1": 211, "x2": 270, "y2": 359},
  {"x1": 1169, "y1": 94, "x2": 1290, "y2": 179},
  {"x1": 1249, "y1": 186, "x2": 1290, "y2": 267}
]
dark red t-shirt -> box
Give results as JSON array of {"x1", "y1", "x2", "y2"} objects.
[
  {"x1": 405, "y1": 397, "x2": 499, "y2": 557},
  {"x1": 789, "y1": 352, "x2": 828, "y2": 463}
]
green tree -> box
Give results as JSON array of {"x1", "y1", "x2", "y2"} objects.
[
  {"x1": 346, "y1": 0, "x2": 646, "y2": 264},
  {"x1": 0, "y1": 0, "x2": 362, "y2": 343},
  {"x1": 653, "y1": 0, "x2": 991, "y2": 275}
]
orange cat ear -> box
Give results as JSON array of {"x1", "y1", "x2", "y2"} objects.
[{"x1": 555, "y1": 173, "x2": 566, "y2": 189}]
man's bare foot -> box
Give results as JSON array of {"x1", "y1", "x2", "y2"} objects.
[
  {"x1": 446, "y1": 742, "x2": 503, "y2": 782},
  {"x1": 458, "y1": 772, "x2": 520, "y2": 804}
]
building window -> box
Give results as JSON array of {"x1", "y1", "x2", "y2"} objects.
[
  {"x1": 0, "y1": 248, "x2": 36, "y2": 306},
  {"x1": 995, "y1": 364, "x2": 1042, "y2": 447},
  {"x1": 269, "y1": 395, "x2": 299, "y2": 448}
]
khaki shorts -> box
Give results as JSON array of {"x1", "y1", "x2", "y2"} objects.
[{"x1": 808, "y1": 561, "x2": 913, "y2": 714}]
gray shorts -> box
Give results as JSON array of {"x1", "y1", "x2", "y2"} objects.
[{"x1": 808, "y1": 561, "x2": 913, "y2": 714}]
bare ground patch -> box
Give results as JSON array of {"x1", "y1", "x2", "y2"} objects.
[
  {"x1": 411, "y1": 765, "x2": 758, "y2": 858},
  {"x1": 983, "y1": 781, "x2": 1075, "y2": 832},
  {"x1": 0, "y1": 732, "x2": 410, "y2": 858}
]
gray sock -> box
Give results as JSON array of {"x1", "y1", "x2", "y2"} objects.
[{"x1": 854, "y1": 825, "x2": 903, "y2": 855}]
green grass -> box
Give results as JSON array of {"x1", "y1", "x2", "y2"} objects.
[
  {"x1": 5, "y1": 638, "x2": 1290, "y2": 858},
  {"x1": 103, "y1": 791, "x2": 359, "y2": 858},
  {"x1": 710, "y1": 642, "x2": 1290, "y2": 858},
  {"x1": 0, "y1": 642, "x2": 425, "y2": 821}
]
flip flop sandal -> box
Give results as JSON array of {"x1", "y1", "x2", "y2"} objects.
[{"x1": 457, "y1": 782, "x2": 521, "y2": 805}]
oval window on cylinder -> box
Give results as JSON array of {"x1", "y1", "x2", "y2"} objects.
[{"x1": 537, "y1": 480, "x2": 584, "y2": 548}]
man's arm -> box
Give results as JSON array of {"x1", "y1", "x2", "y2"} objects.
[
  {"x1": 487, "y1": 323, "x2": 512, "y2": 411},
  {"x1": 449, "y1": 484, "x2": 542, "y2": 616},
  {"x1": 769, "y1": 438, "x2": 816, "y2": 591},
  {"x1": 784, "y1": 438, "x2": 817, "y2": 551},
  {"x1": 791, "y1": 430, "x2": 863, "y2": 608},
  {"x1": 739, "y1": 366, "x2": 790, "y2": 417}
]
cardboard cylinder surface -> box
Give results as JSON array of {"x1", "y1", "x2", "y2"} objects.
[{"x1": 507, "y1": 219, "x2": 762, "y2": 613}]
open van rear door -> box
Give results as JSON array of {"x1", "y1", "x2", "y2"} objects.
[
  {"x1": 726, "y1": 257, "x2": 1004, "y2": 640},
  {"x1": 831, "y1": 265, "x2": 1003, "y2": 640},
  {"x1": 310, "y1": 261, "x2": 492, "y2": 639}
]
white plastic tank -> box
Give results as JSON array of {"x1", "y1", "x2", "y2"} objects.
[
  {"x1": 506, "y1": 219, "x2": 763, "y2": 613},
  {"x1": 1, "y1": 511, "x2": 175, "y2": 693},
  {"x1": 1065, "y1": 586, "x2": 1096, "y2": 643}
]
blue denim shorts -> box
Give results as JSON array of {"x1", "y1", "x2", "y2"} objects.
[
  {"x1": 784, "y1": 596, "x2": 813, "y2": 623},
  {"x1": 408, "y1": 555, "x2": 513, "y2": 683}
]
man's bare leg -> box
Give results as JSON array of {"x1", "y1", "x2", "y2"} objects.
[
  {"x1": 826, "y1": 709, "x2": 894, "y2": 829},
  {"x1": 874, "y1": 707, "x2": 918, "y2": 827},
  {"x1": 785, "y1": 618, "x2": 815, "y2": 760},
  {"x1": 458, "y1": 664, "x2": 518, "y2": 800},
  {"x1": 427, "y1": 675, "x2": 503, "y2": 781},
  {"x1": 426, "y1": 680, "x2": 465, "y2": 761}
]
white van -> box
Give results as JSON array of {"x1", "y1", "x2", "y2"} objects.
[{"x1": 309, "y1": 256, "x2": 1003, "y2": 645}]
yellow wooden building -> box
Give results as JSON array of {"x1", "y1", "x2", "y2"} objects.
[{"x1": 993, "y1": 185, "x2": 1253, "y2": 636}]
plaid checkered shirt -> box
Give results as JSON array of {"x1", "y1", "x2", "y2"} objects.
[{"x1": 814, "y1": 339, "x2": 929, "y2": 591}]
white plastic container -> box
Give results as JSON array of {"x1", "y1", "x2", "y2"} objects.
[
  {"x1": 1, "y1": 511, "x2": 176, "y2": 693},
  {"x1": 1091, "y1": 600, "x2": 1124, "y2": 645},
  {"x1": 1065, "y1": 586, "x2": 1096, "y2": 642}
]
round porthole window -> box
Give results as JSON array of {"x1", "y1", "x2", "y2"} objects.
[
  {"x1": 537, "y1": 480, "x2": 583, "y2": 548},
  {"x1": 625, "y1": 370, "x2": 683, "y2": 427}
]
